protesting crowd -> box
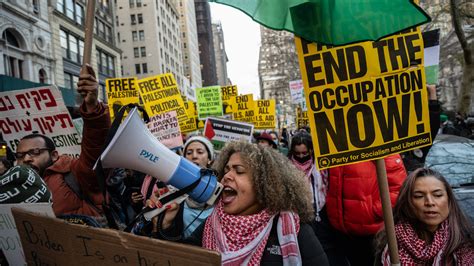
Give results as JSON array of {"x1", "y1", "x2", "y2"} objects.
[{"x1": 0, "y1": 60, "x2": 473, "y2": 266}]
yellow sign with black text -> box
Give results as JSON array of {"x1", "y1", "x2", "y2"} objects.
[
  {"x1": 137, "y1": 73, "x2": 188, "y2": 121},
  {"x1": 296, "y1": 107, "x2": 309, "y2": 129},
  {"x1": 295, "y1": 28, "x2": 431, "y2": 169},
  {"x1": 179, "y1": 101, "x2": 198, "y2": 133},
  {"x1": 221, "y1": 85, "x2": 238, "y2": 114},
  {"x1": 254, "y1": 99, "x2": 276, "y2": 129},
  {"x1": 105, "y1": 77, "x2": 140, "y2": 119},
  {"x1": 232, "y1": 94, "x2": 255, "y2": 124}
]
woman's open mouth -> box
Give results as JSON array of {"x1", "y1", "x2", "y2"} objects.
[{"x1": 221, "y1": 186, "x2": 237, "y2": 204}]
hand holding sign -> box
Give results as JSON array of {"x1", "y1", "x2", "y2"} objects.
[{"x1": 77, "y1": 64, "x2": 99, "y2": 112}]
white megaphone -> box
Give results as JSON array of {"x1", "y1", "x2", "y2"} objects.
[{"x1": 96, "y1": 107, "x2": 222, "y2": 207}]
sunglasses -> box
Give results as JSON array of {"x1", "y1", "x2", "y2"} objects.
[{"x1": 15, "y1": 148, "x2": 51, "y2": 159}]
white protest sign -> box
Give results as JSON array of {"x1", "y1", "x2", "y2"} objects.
[
  {"x1": 204, "y1": 117, "x2": 254, "y2": 151},
  {"x1": 147, "y1": 110, "x2": 183, "y2": 149},
  {"x1": 0, "y1": 86, "x2": 81, "y2": 158}
]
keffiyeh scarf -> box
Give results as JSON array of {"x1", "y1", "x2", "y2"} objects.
[
  {"x1": 382, "y1": 221, "x2": 474, "y2": 265},
  {"x1": 202, "y1": 201, "x2": 301, "y2": 265}
]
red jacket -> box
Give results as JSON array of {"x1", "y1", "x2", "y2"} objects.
[
  {"x1": 43, "y1": 103, "x2": 110, "y2": 216},
  {"x1": 326, "y1": 154, "x2": 406, "y2": 236}
]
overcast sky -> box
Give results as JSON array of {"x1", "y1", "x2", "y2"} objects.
[{"x1": 209, "y1": 3, "x2": 261, "y2": 99}]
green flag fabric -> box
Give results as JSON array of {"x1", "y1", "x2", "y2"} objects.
[{"x1": 210, "y1": 0, "x2": 430, "y2": 46}]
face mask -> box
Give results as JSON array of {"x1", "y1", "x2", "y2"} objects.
[{"x1": 293, "y1": 154, "x2": 312, "y2": 164}]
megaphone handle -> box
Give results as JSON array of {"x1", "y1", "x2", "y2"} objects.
[{"x1": 143, "y1": 193, "x2": 188, "y2": 221}]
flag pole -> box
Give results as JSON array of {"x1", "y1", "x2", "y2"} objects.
[
  {"x1": 81, "y1": 0, "x2": 96, "y2": 70},
  {"x1": 375, "y1": 159, "x2": 400, "y2": 265}
]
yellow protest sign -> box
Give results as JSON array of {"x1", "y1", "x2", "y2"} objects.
[
  {"x1": 197, "y1": 86, "x2": 223, "y2": 119},
  {"x1": 105, "y1": 77, "x2": 139, "y2": 119},
  {"x1": 295, "y1": 28, "x2": 430, "y2": 169},
  {"x1": 254, "y1": 99, "x2": 276, "y2": 129},
  {"x1": 221, "y1": 85, "x2": 238, "y2": 114},
  {"x1": 137, "y1": 73, "x2": 188, "y2": 121},
  {"x1": 179, "y1": 101, "x2": 198, "y2": 133},
  {"x1": 232, "y1": 94, "x2": 255, "y2": 123},
  {"x1": 296, "y1": 107, "x2": 309, "y2": 129}
]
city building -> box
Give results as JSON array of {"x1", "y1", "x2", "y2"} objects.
[
  {"x1": 212, "y1": 22, "x2": 229, "y2": 86},
  {"x1": 52, "y1": 0, "x2": 121, "y2": 105},
  {"x1": 194, "y1": 0, "x2": 217, "y2": 86},
  {"x1": 116, "y1": 0, "x2": 188, "y2": 95},
  {"x1": 1, "y1": 0, "x2": 54, "y2": 84},
  {"x1": 258, "y1": 26, "x2": 301, "y2": 129},
  {"x1": 177, "y1": 0, "x2": 202, "y2": 100},
  {"x1": 1, "y1": 0, "x2": 122, "y2": 107}
]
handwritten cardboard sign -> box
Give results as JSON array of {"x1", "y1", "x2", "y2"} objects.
[
  {"x1": 12, "y1": 208, "x2": 221, "y2": 266},
  {"x1": 0, "y1": 203, "x2": 54, "y2": 266}
]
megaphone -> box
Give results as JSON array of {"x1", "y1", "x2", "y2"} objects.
[{"x1": 97, "y1": 107, "x2": 222, "y2": 206}]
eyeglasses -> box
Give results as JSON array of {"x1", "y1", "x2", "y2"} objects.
[{"x1": 15, "y1": 148, "x2": 51, "y2": 159}]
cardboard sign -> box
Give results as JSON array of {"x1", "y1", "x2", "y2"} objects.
[
  {"x1": 0, "y1": 86, "x2": 81, "y2": 158},
  {"x1": 295, "y1": 28, "x2": 431, "y2": 169},
  {"x1": 197, "y1": 86, "x2": 223, "y2": 119},
  {"x1": 147, "y1": 110, "x2": 183, "y2": 149},
  {"x1": 137, "y1": 73, "x2": 188, "y2": 121},
  {"x1": 221, "y1": 85, "x2": 238, "y2": 114},
  {"x1": 105, "y1": 77, "x2": 140, "y2": 119},
  {"x1": 179, "y1": 101, "x2": 198, "y2": 133},
  {"x1": 204, "y1": 117, "x2": 254, "y2": 151},
  {"x1": 231, "y1": 94, "x2": 255, "y2": 123},
  {"x1": 253, "y1": 99, "x2": 276, "y2": 129},
  {"x1": 12, "y1": 208, "x2": 221, "y2": 266},
  {"x1": 0, "y1": 203, "x2": 54, "y2": 266}
]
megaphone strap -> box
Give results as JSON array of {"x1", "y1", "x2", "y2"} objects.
[{"x1": 94, "y1": 106, "x2": 150, "y2": 230}]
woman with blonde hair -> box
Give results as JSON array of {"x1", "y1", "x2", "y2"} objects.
[
  {"x1": 374, "y1": 168, "x2": 474, "y2": 265},
  {"x1": 158, "y1": 141, "x2": 329, "y2": 265}
]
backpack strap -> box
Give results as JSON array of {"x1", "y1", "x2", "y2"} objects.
[{"x1": 64, "y1": 171, "x2": 103, "y2": 215}]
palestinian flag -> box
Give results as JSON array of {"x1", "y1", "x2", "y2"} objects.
[
  {"x1": 423, "y1": 29, "x2": 440, "y2": 85},
  {"x1": 210, "y1": 0, "x2": 430, "y2": 46}
]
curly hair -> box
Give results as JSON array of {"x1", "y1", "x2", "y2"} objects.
[{"x1": 212, "y1": 141, "x2": 314, "y2": 222}]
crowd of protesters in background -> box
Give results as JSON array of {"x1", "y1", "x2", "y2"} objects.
[{"x1": 1, "y1": 65, "x2": 473, "y2": 265}]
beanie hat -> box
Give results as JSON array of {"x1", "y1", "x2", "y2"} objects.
[
  {"x1": 183, "y1": 136, "x2": 215, "y2": 161},
  {"x1": 0, "y1": 165, "x2": 52, "y2": 204},
  {"x1": 256, "y1": 132, "x2": 277, "y2": 149}
]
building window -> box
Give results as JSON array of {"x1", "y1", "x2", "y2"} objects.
[
  {"x1": 75, "y1": 3, "x2": 83, "y2": 24},
  {"x1": 140, "y1": 47, "x2": 146, "y2": 57},
  {"x1": 60, "y1": 29, "x2": 83, "y2": 63},
  {"x1": 33, "y1": 0, "x2": 40, "y2": 13},
  {"x1": 65, "y1": 0, "x2": 74, "y2": 19},
  {"x1": 97, "y1": 49, "x2": 116, "y2": 76},
  {"x1": 142, "y1": 63, "x2": 148, "y2": 74},
  {"x1": 134, "y1": 47, "x2": 139, "y2": 58},
  {"x1": 64, "y1": 72, "x2": 79, "y2": 90},
  {"x1": 39, "y1": 69, "x2": 47, "y2": 83},
  {"x1": 136, "y1": 0, "x2": 142, "y2": 7},
  {"x1": 56, "y1": 0, "x2": 84, "y2": 25},
  {"x1": 131, "y1": 14, "x2": 136, "y2": 25},
  {"x1": 139, "y1": 30, "x2": 145, "y2": 41},
  {"x1": 129, "y1": 0, "x2": 134, "y2": 8},
  {"x1": 135, "y1": 64, "x2": 141, "y2": 74},
  {"x1": 132, "y1": 31, "x2": 138, "y2": 41},
  {"x1": 137, "y1": 14, "x2": 143, "y2": 24}
]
